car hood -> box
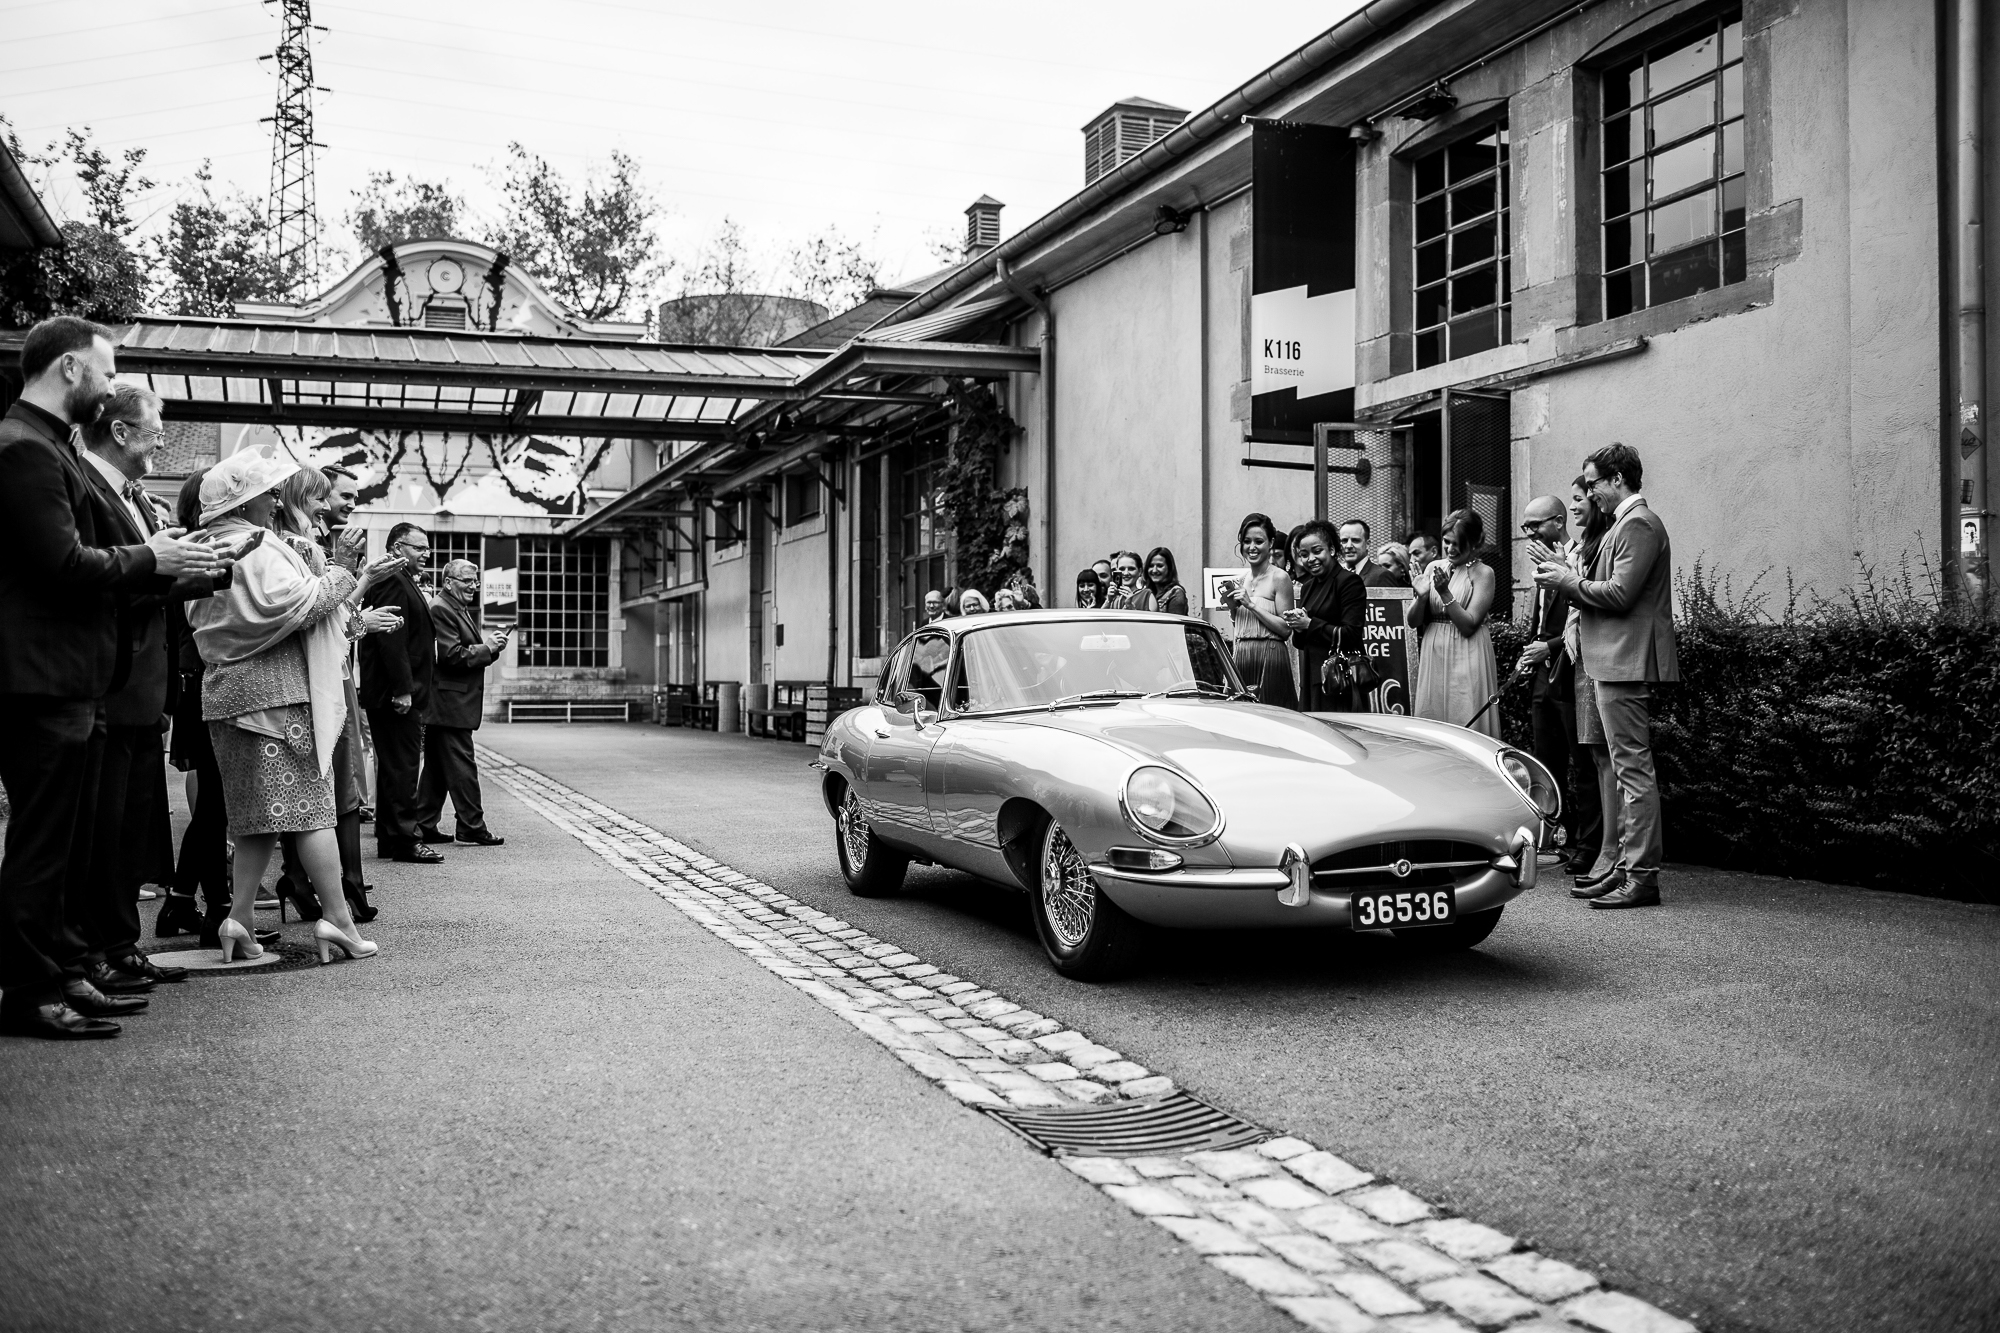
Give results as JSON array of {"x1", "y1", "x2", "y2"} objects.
[{"x1": 1006, "y1": 700, "x2": 1530, "y2": 858}]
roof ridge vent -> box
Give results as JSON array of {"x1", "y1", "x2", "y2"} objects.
[
  {"x1": 965, "y1": 195, "x2": 1004, "y2": 255},
  {"x1": 1082, "y1": 97, "x2": 1188, "y2": 184}
]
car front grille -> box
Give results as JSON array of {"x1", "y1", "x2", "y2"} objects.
[{"x1": 1311, "y1": 839, "x2": 1493, "y2": 890}]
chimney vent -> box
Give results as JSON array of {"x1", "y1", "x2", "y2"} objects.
[
  {"x1": 1082, "y1": 97, "x2": 1188, "y2": 184},
  {"x1": 965, "y1": 196, "x2": 1004, "y2": 255}
]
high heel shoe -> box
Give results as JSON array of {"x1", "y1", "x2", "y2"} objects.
[
  {"x1": 275, "y1": 874, "x2": 322, "y2": 923},
  {"x1": 346, "y1": 884, "x2": 378, "y2": 925},
  {"x1": 313, "y1": 919, "x2": 378, "y2": 964},
  {"x1": 218, "y1": 918, "x2": 264, "y2": 963}
]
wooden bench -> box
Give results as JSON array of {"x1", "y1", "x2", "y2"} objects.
[
  {"x1": 506, "y1": 699, "x2": 633, "y2": 723},
  {"x1": 746, "y1": 681, "x2": 812, "y2": 741},
  {"x1": 806, "y1": 684, "x2": 865, "y2": 744}
]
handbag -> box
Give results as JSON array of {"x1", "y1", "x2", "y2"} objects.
[{"x1": 1321, "y1": 649, "x2": 1381, "y2": 696}]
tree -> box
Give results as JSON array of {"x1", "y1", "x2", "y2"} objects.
[
  {"x1": 485, "y1": 143, "x2": 668, "y2": 321},
  {"x1": 782, "y1": 225, "x2": 882, "y2": 314},
  {"x1": 0, "y1": 121, "x2": 150, "y2": 327},
  {"x1": 149, "y1": 163, "x2": 289, "y2": 317},
  {"x1": 348, "y1": 171, "x2": 463, "y2": 252}
]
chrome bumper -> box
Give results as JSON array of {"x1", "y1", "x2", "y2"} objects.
[{"x1": 1091, "y1": 828, "x2": 1537, "y2": 930}]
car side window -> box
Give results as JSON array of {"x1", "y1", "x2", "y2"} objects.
[
  {"x1": 907, "y1": 632, "x2": 949, "y2": 710},
  {"x1": 878, "y1": 641, "x2": 915, "y2": 703}
]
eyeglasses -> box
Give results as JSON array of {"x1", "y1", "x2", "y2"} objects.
[
  {"x1": 394, "y1": 541, "x2": 431, "y2": 555},
  {"x1": 114, "y1": 423, "x2": 166, "y2": 444}
]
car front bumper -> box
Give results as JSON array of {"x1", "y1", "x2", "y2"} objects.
[{"x1": 1090, "y1": 853, "x2": 1534, "y2": 930}]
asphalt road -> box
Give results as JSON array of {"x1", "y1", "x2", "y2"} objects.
[
  {"x1": 476, "y1": 722, "x2": 2000, "y2": 1333},
  {"x1": 0, "y1": 748, "x2": 1291, "y2": 1333}
]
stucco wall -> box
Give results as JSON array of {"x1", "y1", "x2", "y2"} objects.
[
  {"x1": 705, "y1": 545, "x2": 751, "y2": 686},
  {"x1": 772, "y1": 517, "x2": 832, "y2": 682}
]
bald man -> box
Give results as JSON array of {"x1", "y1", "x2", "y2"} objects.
[
  {"x1": 414, "y1": 559, "x2": 511, "y2": 847},
  {"x1": 1515, "y1": 495, "x2": 1582, "y2": 863}
]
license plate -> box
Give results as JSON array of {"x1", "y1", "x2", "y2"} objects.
[{"x1": 1351, "y1": 886, "x2": 1456, "y2": 929}]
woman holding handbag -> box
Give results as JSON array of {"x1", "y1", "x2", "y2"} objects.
[{"x1": 1284, "y1": 520, "x2": 1368, "y2": 711}]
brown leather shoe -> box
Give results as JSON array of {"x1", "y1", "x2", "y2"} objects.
[
  {"x1": 60, "y1": 978, "x2": 150, "y2": 1016},
  {"x1": 1570, "y1": 869, "x2": 1622, "y2": 899},
  {"x1": 0, "y1": 998, "x2": 120, "y2": 1039},
  {"x1": 1588, "y1": 879, "x2": 1661, "y2": 909}
]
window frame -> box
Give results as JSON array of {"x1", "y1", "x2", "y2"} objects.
[
  {"x1": 1596, "y1": 8, "x2": 1747, "y2": 319},
  {"x1": 1408, "y1": 121, "x2": 1512, "y2": 369}
]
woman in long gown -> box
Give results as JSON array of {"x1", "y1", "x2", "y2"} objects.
[
  {"x1": 1220, "y1": 512, "x2": 1298, "y2": 709},
  {"x1": 1406, "y1": 507, "x2": 1500, "y2": 737}
]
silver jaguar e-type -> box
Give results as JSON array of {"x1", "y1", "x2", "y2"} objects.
[{"x1": 815, "y1": 610, "x2": 1559, "y2": 979}]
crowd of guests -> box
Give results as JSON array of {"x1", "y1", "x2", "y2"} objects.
[{"x1": 0, "y1": 316, "x2": 509, "y2": 1041}]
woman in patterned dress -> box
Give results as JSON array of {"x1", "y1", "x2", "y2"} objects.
[{"x1": 185, "y1": 450, "x2": 394, "y2": 964}]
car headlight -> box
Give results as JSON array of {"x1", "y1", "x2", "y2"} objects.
[
  {"x1": 1497, "y1": 747, "x2": 1561, "y2": 820},
  {"x1": 1120, "y1": 765, "x2": 1222, "y2": 844}
]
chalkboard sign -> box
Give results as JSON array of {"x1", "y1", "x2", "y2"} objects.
[{"x1": 1361, "y1": 587, "x2": 1418, "y2": 714}]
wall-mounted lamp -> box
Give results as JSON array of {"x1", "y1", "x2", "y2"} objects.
[
  {"x1": 1348, "y1": 123, "x2": 1379, "y2": 143},
  {"x1": 1152, "y1": 205, "x2": 1191, "y2": 236},
  {"x1": 1400, "y1": 81, "x2": 1458, "y2": 121}
]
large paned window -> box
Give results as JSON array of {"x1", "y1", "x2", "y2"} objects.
[
  {"x1": 898, "y1": 442, "x2": 948, "y2": 640},
  {"x1": 517, "y1": 536, "x2": 609, "y2": 668},
  {"x1": 1413, "y1": 125, "x2": 1510, "y2": 369},
  {"x1": 1602, "y1": 12, "x2": 1745, "y2": 317}
]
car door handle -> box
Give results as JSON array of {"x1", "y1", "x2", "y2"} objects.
[{"x1": 874, "y1": 728, "x2": 891, "y2": 739}]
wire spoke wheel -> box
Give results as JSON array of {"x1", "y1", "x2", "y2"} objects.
[
  {"x1": 838, "y1": 791, "x2": 871, "y2": 872},
  {"x1": 1040, "y1": 824, "x2": 1096, "y2": 949}
]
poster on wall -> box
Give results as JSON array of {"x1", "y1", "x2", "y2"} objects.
[
  {"x1": 1250, "y1": 120, "x2": 1357, "y2": 443},
  {"x1": 1360, "y1": 587, "x2": 1417, "y2": 714}
]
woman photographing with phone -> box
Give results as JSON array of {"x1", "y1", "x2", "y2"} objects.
[
  {"x1": 1405, "y1": 507, "x2": 1500, "y2": 737},
  {"x1": 1219, "y1": 512, "x2": 1298, "y2": 709}
]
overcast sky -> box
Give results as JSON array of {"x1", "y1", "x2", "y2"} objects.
[{"x1": 3, "y1": 0, "x2": 1361, "y2": 303}]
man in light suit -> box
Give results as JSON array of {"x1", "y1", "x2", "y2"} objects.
[
  {"x1": 414, "y1": 559, "x2": 510, "y2": 846},
  {"x1": 1534, "y1": 442, "x2": 1679, "y2": 909}
]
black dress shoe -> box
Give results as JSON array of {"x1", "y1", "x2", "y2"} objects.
[
  {"x1": 393, "y1": 844, "x2": 444, "y2": 864},
  {"x1": 417, "y1": 828, "x2": 454, "y2": 845},
  {"x1": 1569, "y1": 867, "x2": 1621, "y2": 898},
  {"x1": 111, "y1": 954, "x2": 188, "y2": 984},
  {"x1": 0, "y1": 999, "x2": 119, "y2": 1040},
  {"x1": 83, "y1": 960, "x2": 153, "y2": 994},
  {"x1": 455, "y1": 829, "x2": 504, "y2": 846},
  {"x1": 61, "y1": 978, "x2": 149, "y2": 1016},
  {"x1": 1589, "y1": 879, "x2": 1662, "y2": 909},
  {"x1": 156, "y1": 894, "x2": 204, "y2": 937},
  {"x1": 275, "y1": 874, "x2": 322, "y2": 921}
]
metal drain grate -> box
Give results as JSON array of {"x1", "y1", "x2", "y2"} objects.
[{"x1": 984, "y1": 1091, "x2": 1270, "y2": 1158}]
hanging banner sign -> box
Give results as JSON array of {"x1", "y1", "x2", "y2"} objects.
[{"x1": 1250, "y1": 121, "x2": 1358, "y2": 442}]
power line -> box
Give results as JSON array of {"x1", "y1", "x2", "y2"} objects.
[
  {"x1": 0, "y1": 29, "x2": 269, "y2": 79},
  {"x1": 5, "y1": 3, "x2": 251, "y2": 45}
]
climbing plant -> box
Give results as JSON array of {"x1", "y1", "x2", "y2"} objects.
[{"x1": 938, "y1": 382, "x2": 1029, "y2": 595}]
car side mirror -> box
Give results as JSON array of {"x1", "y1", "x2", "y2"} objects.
[{"x1": 895, "y1": 691, "x2": 933, "y2": 728}]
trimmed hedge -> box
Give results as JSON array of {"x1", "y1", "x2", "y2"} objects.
[{"x1": 1489, "y1": 565, "x2": 2000, "y2": 900}]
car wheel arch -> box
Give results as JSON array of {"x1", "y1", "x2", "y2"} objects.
[{"x1": 996, "y1": 798, "x2": 1049, "y2": 891}]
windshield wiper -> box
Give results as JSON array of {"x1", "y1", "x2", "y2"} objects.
[
  {"x1": 1144, "y1": 682, "x2": 1250, "y2": 701},
  {"x1": 1046, "y1": 690, "x2": 1145, "y2": 710}
]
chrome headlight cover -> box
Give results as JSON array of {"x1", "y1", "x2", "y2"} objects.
[
  {"x1": 1496, "y1": 747, "x2": 1561, "y2": 820},
  {"x1": 1118, "y1": 764, "x2": 1224, "y2": 847}
]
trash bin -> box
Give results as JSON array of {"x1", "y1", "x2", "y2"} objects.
[{"x1": 716, "y1": 680, "x2": 741, "y2": 734}]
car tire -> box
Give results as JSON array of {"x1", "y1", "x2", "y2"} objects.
[
  {"x1": 1031, "y1": 819, "x2": 1143, "y2": 980},
  {"x1": 835, "y1": 785, "x2": 907, "y2": 897},
  {"x1": 1395, "y1": 905, "x2": 1503, "y2": 952}
]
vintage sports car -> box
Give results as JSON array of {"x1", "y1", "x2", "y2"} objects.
[{"x1": 815, "y1": 611, "x2": 1559, "y2": 979}]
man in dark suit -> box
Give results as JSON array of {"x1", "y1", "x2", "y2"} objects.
[
  {"x1": 359, "y1": 521, "x2": 441, "y2": 864},
  {"x1": 1336, "y1": 520, "x2": 1400, "y2": 588},
  {"x1": 1514, "y1": 495, "x2": 1583, "y2": 865},
  {"x1": 1535, "y1": 443, "x2": 1681, "y2": 909},
  {"x1": 416, "y1": 559, "x2": 511, "y2": 846},
  {"x1": 71, "y1": 383, "x2": 227, "y2": 989},
  {"x1": 0, "y1": 317, "x2": 222, "y2": 1039}
]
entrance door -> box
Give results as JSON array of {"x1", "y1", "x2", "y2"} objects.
[{"x1": 1397, "y1": 390, "x2": 1513, "y2": 615}]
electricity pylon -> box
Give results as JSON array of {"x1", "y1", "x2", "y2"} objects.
[{"x1": 261, "y1": 0, "x2": 325, "y2": 300}]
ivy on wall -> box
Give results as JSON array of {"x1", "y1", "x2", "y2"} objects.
[{"x1": 939, "y1": 381, "x2": 1030, "y2": 595}]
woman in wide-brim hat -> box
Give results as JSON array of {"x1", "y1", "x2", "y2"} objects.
[{"x1": 184, "y1": 447, "x2": 397, "y2": 964}]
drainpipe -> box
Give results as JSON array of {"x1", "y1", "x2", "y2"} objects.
[
  {"x1": 997, "y1": 256, "x2": 1055, "y2": 595},
  {"x1": 1952, "y1": 0, "x2": 1989, "y2": 599}
]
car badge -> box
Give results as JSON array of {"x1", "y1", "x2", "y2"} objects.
[{"x1": 1391, "y1": 858, "x2": 1413, "y2": 879}]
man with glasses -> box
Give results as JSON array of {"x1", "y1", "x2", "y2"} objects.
[
  {"x1": 1534, "y1": 443, "x2": 1680, "y2": 909},
  {"x1": 359, "y1": 522, "x2": 441, "y2": 864},
  {"x1": 1514, "y1": 495, "x2": 1581, "y2": 867},
  {"x1": 415, "y1": 559, "x2": 510, "y2": 848}
]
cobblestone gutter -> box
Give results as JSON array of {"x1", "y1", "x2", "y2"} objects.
[{"x1": 481, "y1": 746, "x2": 1699, "y2": 1333}]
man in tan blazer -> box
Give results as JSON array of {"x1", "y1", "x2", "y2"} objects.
[{"x1": 1534, "y1": 442, "x2": 1679, "y2": 908}]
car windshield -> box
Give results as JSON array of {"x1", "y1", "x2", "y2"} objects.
[{"x1": 954, "y1": 619, "x2": 1243, "y2": 712}]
